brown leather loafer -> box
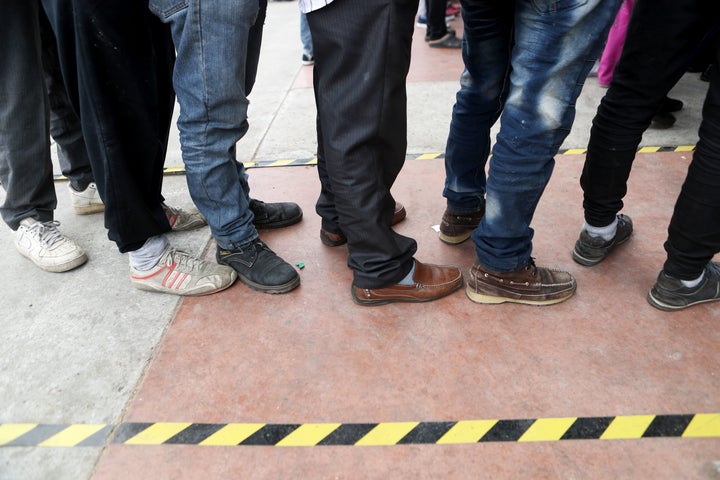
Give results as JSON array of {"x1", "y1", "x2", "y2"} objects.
[
  {"x1": 320, "y1": 201, "x2": 407, "y2": 247},
  {"x1": 351, "y1": 259, "x2": 463, "y2": 305}
]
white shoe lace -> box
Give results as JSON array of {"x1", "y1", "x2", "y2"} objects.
[
  {"x1": 167, "y1": 248, "x2": 205, "y2": 272},
  {"x1": 26, "y1": 221, "x2": 65, "y2": 248}
]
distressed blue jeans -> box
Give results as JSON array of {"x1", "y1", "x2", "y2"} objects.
[
  {"x1": 149, "y1": 0, "x2": 267, "y2": 250},
  {"x1": 443, "y1": 0, "x2": 621, "y2": 272}
]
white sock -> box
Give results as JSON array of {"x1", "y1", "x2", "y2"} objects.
[
  {"x1": 680, "y1": 271, "x2": 704, "y2": 288},
  {"x1": 128, "y1": 235, "x2": 170, "y2": 271},
  {"x1": 583, "y1": 218, "x2": 618, "y2": 242},
  {"x1": 398, "y1": 261, "x2": 416, "y2": 286}
]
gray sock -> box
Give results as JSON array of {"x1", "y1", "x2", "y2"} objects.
[
  {"x1": 397, "y1": 261, "x2": 416, "y2": 286},
  {"x1": 680, "y1": 271, "x2": 704, "y2": 288},
  {"x1": 128, "y1": 235, "x2": 170, "y2": 271},
  {"x1": 583, "y1": 218, "x2": 618, "y2": 242}
]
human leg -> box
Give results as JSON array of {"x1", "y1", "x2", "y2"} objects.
[
  {"x1": 0, "y1": 0, "x2": 87, "y2": 272},
  {"x1": 474, "y1": 0, "x2": 621, "y2": 273},
  {"x1": 308, "y1": 0, "x2": 419, "y2": 288},
  {"x1": 309, "y1": 0, "x2": 462, "y2": 302},
  {"x1": 580, "y1": 0, "x2": 717, "y2": 232},
  {"x1": 150, "y1": 0, "x2": 299, "y2": 293},
  {"x1": 42, "y1": 0, "x2": 176, "y2": 252},
  {"x1": 0, "y1": 0, "x2": 56, "y2": 230},
  {"x1": 466, "y1": 0, "x2": 621, "y2": 305},
  {"x1": 662, "y1": 40, "x2": 720, "y2": 281},
  {"x1": 439, "y1": 0, "x2": 514, "y2": 244}
]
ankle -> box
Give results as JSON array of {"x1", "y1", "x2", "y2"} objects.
[{"x1": 583, "y1": 218, "x2": 617, "y2": 241}]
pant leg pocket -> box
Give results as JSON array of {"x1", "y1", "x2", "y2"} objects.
[
  {"x1": 529, "y1": 0, "x2": 588, "y2": 15},
  {"x1": 148, "y1": 0, "x2": 188, "y2": 20}
]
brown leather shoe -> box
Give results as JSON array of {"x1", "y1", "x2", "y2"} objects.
[
  {"x1": 466, "y1": 258, "x2": 576, "y2": 306},
  {"x1": 351, "y1": 259, "x2": 463, "y2": 305},
  {"x1": 439, "y1": 206, "x2": 484, "y2": 245},
  {"x1": 391, "y1": 201, "x2": 407, "y2": 225},
  {"x1": 320, "y1": 202, "x2": 407, "y2": 247}
]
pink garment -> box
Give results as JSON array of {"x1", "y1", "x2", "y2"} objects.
[{"x1": 597, "y1": 0, "x2": 634, "y2": 87}]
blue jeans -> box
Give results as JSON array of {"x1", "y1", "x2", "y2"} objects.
[
  {"x1": 300, "y1": 13, "x2": 313, "y2": 58},
  {"x1": 149, "y1": 0, "x2": 267, "y2": 250},
  {"x1": 444, "y1": 0, "x2": 621, "y2": 272}
]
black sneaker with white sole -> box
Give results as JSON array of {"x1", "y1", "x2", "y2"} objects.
[
  {"x1": 647, "y1": 262, "x2": 720, "y2": 311},
  {"x1": 572, "y1": 214, "x2": 633, "y2": 266}
]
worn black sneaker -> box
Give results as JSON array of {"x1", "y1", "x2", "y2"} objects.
[
  {"x1": 466, "y1": 258, "x2": 576, "y2": 306},
  {"x1": 439, "y1": 206, "x2": 484, "y2": 245},
  {"x1": 572, "y1": 214, "x2": 633, "y2": 266},
  {"x1": 249, "y1": 199, "x2": 303, "y2": 229},
  {"x1": 216, "y1": 239, "x2": 300, "y2": 294},
  {"x1": 647, "y1": 262, "x2": 720, "y2": 311}
]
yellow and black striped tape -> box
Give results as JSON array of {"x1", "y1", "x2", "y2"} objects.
[
  {"x1": 2, "y1": 413, "x2": 718, "y2": 447},
  {"x1": 52, "y1": 145, "x2": 697, "y2": 180}
]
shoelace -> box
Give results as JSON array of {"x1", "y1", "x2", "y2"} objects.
[
  {"x1": 524, "y1": 257, "x2": 538, "y2": 276},
  {"x1": 167, "y1": 248, "x2": 204, "y2": 271},
  {"x1": 26, "y1": 221, "x2": 64, "y2": 247}
]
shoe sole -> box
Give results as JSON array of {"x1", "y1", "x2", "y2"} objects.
[
  {"x1": 18, "y1": 250, "x2": 88, "y2": 273},
  {"x1": 320, "y1": 234, "x2": 347, "y2": 247},
  {"x1": 350, "y1": 280, "x2": 463, "y2": 306},
  {"x1": 236, "y1": 271, "x2": 301, "y2": 294},
  {"x1": 646, "y1": 290, "x2": 720, "y2": 311},
  {"x1": 465, "y1": 285, "x2": 575, "y2": 306},
  {"x1": 132, "y1": 277, "x2": 236, "y2": 296},
  {"x1": 439, "y1": 231, "x2": 472, "y2": 245},
  {"x1": 253, "y1": 212, "x2": 303, "y2": 230},
  {"x1": 73, "y1": 204, "x2": 105, "y2": 215}
]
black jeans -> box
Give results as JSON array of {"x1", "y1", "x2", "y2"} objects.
[
  {"x1": 41, "y1": 0, "x2": 175, "y2": 252},
  {"x1": 425, "y1": 0, "x2": 449, "y2": 40},
  {"x1": 39, "y1": 9, "x2": 94, "y2": 192},
  {"x1": 308, "y1": 0, "x2": 418, "y2": 289},
  {"x1": 580, "y1": 0, "x2": 720, "y2": 279}
]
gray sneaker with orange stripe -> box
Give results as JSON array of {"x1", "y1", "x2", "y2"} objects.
[{"x1": 130, "y1": 247, "x2": 237, "y2": 296}]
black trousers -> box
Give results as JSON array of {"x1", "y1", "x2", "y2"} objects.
[
  {"x1": 308, "y1": 0, "x2": 418, "y2": 289},
  {"x1": 41, "y1": 0, "x2": 175, "y2": 252},
  {"x1": 580, "y1": 0, "x2": 720, "y2": 279}
]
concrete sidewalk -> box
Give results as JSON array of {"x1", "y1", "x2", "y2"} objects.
[{"x1": 0, "y1": 3, "x2": 715, "y2": 480}]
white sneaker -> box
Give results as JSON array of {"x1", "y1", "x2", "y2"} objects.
[
  {"x1": 68, "y1": 182, "x2": 104, "y2": 215},
  {"x1": 130, "y1": 247, "x2": 237, "y2": 296},
  {"x1": 162, "y1": 203, "x2": 207, "y2": 231},
  {"x1": 14, "y1": 218, "x2": 88, "y2": 272}
]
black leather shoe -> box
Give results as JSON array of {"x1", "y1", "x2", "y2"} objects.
[
  {"x1": 217, "y1": 239, "x2": 300, "y2": 294},
  {"x1": 250, "y1": 199, "x2": 302, "y2": 229}
]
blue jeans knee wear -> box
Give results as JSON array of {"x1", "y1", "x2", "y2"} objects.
[
  {"x1": 443, "y1": 0, "x2": 622, "y2": 272},
  {"x1": 149, "y1": 0, "x2": 268, "y2": 251}
]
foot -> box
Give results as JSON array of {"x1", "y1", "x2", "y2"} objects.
[
  {"x1": 466, "y1": 258, "x2": 576, "y2": 306},
  {"x1": 439, "y1": 206, "x2": 484, "y2": 245},
  {"x1": 163, "y1": 203, "x2": 207, "y2": 231},
  {"x1": 572, "y1": 214, "x2": 633, "y2": 266},
  {"x1": 68, "y1": 182, "x2": 104, "y2": 215},
  {"x1": 658, "y1": 96, "x2": 684, "y2": 114},
  {"x1": 14, "y1": 218, "x2": 87, "y2": 272},
  {"x1": 351, "y1": 260, "x2": 463, "y2": 306},
  {"x1": 647, "y1": 262, "x2": 720, "y2": 311},
  {"x1": 650, "y1": 112, "x2": 676, "y2": 129},
  {"x1": 301, "y1": 54, "x2": 314, "y2": 66},
  {"x1": 427, "y1": 31, "x2": 461, "y2": 49},
  {"x1": 130, "y1": 247, "x2": 236, "y2": 295},
  {"x1": 320, "y1": 202, "x2": 406, "y2": 247},
  {"x1": 216, "y1": 238, "x2": 300, "y2": 294},
  {"x1": 250, "y1": 199, "x2": 303, "y2": 229}
]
